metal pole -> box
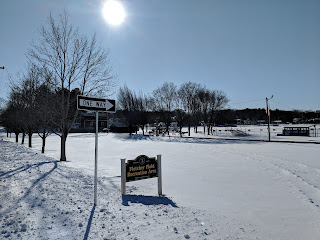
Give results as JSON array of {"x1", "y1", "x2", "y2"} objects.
[
  {"x1": 121, "y1": 158, "x2": 126, "y2": 194},
  {"x1": 268, "y1": 109, "x2": 271, "y2": 141},
  {"x1": 266, "y1": 98, "x2": 270, "y2": 141},
  {"x1": 157, "y1": 154, "x2": 162, "y2": 196},
  {"x1": 266, "y1": 96, "x2": 273, "y2": 142},
  {"x1": 94, "y1": 111, "x2": 98, "y2": 206}
]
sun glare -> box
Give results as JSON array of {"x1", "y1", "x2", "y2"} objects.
[{"x1": 102, "y1": 0, "x2": 126, "y2": 26}]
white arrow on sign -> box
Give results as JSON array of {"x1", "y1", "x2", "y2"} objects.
[{"x1": 105, "y1": 100, "x2": 114, "y2": 111}]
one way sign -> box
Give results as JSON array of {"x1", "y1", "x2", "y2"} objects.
[{"x1": 77, "y1": 95, "x2": 116, "y2": 113}]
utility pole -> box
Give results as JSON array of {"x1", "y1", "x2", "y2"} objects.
[{"x1": 266, "y1": 95, "x2": 273, "y2": 142}]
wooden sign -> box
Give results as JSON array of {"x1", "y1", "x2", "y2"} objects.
[
  {"x1": 126, "y1": 155, "x2": 158, "y2": 182},
  {"x1": 121, "y1": 155, "x2": 162, "y2": 195}
]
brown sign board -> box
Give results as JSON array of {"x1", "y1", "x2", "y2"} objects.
[{"x1": 126, "y1": 155, "x2": 158, "y2": 182}]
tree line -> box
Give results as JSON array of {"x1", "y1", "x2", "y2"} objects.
[{"x1": 117, "y1": 82, "x2": 229, "y2": 136}]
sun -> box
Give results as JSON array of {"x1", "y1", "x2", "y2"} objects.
[{"x1": 102, "y1": 0, "x2": 126, "y2": 26}]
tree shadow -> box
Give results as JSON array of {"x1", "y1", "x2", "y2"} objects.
[
  {"x1": 122, "y1": 194, "x2": 178, "y2": 208},
  {"x1": 20, "y1": 161, "x2": 58, "y2": 200},
  {"x1": 114, "y1": 134, "x2": 151, "y2": 141},
  {"x1": 114, "y1": 133, "x2": 262, "y2": 145},
  {"x1": 0, "y1": 161, "x2": 54, "y2": 179},
  {"x1": 0, "y1": 161, "x2": 59, "y2": 216},
  {"x1": 83, "y1": 205, "x2": 96, "y2": 240}
]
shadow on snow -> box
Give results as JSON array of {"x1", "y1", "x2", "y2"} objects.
[
  {"x1": 114, "y1": 133, "x2": 261, "y2": 145},
  {"x1": 0, "y1": 161, "x2": 57, "y2": 179},
  {"x1": 122, "y1": 194, "x2": 178, "y2": 208},
  {"x1": 83, "y1": 205, "x2": 96, "y2": 240}
]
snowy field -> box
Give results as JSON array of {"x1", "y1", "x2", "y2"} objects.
[
  {"x1": 1, "y1": 126, "x2": 320, "y2": 240},
  {"x1": 161, "y1": 124, "x2": 320, "y2": 143}
]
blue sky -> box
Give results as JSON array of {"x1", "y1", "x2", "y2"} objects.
[{"x1": 0, "y1": 0, "x2": 319, "y2": 111}]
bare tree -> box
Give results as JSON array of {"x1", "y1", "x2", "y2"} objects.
[
  {"x1": 28, "y1": 11, "x2": 116, "y2": 161},
  {"x1": 0, "y1": 102, "x2": 21, "y2": 142},
  {"x1": 152, "y1": 82, "x2": 177, "y2": 134},
  {"x1": 34, "y1": 81, "x2": 57, "y2": 153},
  {"x1": 8, "y1": 64, "x2": 43, "y2": 147},
  {"x1": 136, "y1": 93, "x2": 154, "y2": 135},
  {"x1": 207, "y1": 90, "x2": 229, "y2": 134},
  {"x1": 195, "y1": 87, "x2": 211, "y2": 134},
  {"x1": 177, "y1": 82, "x2": 202, "y2": 136},
  {"x1": 117, "y1": 85, "x2": 139, "y2": 135},
  {"x1": 193, "y1": 87, "x2": 229, "y2": 135}
]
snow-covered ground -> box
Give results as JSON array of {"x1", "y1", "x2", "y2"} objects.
[
  {"x1": 163, "y1": 124, "x2": 320, "y2": 143},
  {"x1": 1, "y1": 126, "x2": 320, "y2": 239}
]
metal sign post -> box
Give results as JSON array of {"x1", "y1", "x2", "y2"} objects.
[
  {"x1": 77, "y1": 95, "x2": 116, "y2": 206},
  {"x1": 266, "y1": 95, "x2": 273, "y2": 142},
  {"x1": 94, "y1": 111, "x2": 98, "y2": 206}
]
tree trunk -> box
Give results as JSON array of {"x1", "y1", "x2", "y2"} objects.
[
  {"x1": 21, "y1": 133, "x2": 25, "y2": 144},
  {"x1": 41, "y1": 134, "x2": 46, "y2": 154},
  {"x1": 15, "y1": 132, "x2": 19, "y2": 142},
  {"x1": 188, "y1": 125, "x2": 191, "y2": 136},
  {"x1": 129, "y1": 124, "x2": 132, "y2": 136},
  {"x1": 60, "y1": 135, "x2": 67, "y2": 161},
  {"x1": 28, "y1": 133, "x2": 32, "y2": 148}
]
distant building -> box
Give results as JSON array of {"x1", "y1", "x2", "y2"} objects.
[
  {"x1": 108, "y1": 119, "x2": 137, "y2": 133},
  {"x1": 71, "y1": 112, "x2": 107, "y2": 133}
]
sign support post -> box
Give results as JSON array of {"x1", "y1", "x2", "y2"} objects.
[
  {"x1": 77, "y1": 95, "x2": 116, "y2": 206},
  {"x1": 266, "y1": 95, "x2": 273, "y2": 142},
  {"x1": 94, "y1": 111, "x2": 98, "y2": 206},
  {"x1": 121, "y1": 158, "x2": 126, "y2": 194},
  {"x1": 157, "y1": 154, "x2": 162, "y2": 196}
]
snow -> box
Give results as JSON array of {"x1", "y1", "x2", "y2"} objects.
[{"x1": 1, "y1": 126, "x2": 320, "y2": 239}]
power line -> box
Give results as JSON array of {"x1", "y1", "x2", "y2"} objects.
[
  {"x1": 229, "y1": 98, "x2": 265, "y2": 105},
  {"x1": 273, "y1": 101, "x2": 297, "y2": 111}
]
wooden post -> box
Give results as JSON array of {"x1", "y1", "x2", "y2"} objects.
[
  {"x1": 121, "y1": 158, "x2": 126, "y2": 194},
  {"x1": 157, "y1": 154, "x2": 162, "y2": 196}
]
